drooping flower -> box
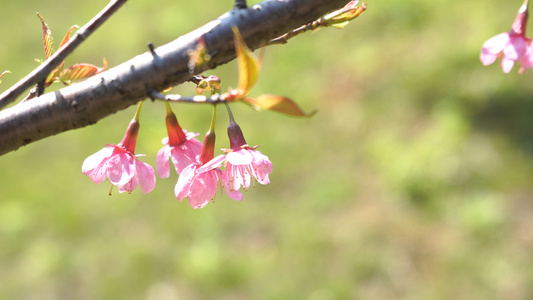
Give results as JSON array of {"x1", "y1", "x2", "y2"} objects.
[
  {"x1": 156, "y1": 103, "x2": 202, "y2": 178},
  {"x1": 223, "y1": 120, "x2": 273, "y2": 191},
  {"x1": 82, "y1": 102, "x2": 155, "y2": 194},
  {"x1": 480, "y1": 0, "x2": 532, "y2": 73},
  {"x1": 175, "y1": 107, "x2": 242, "y2": 209},
  {"x1": 205, "y1": 118, "x2": 273, "y2": 194},
  {"x1": 175, "y1": 163, "x2": 224, "y2": 209}
]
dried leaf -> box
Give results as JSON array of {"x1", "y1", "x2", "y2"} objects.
[
  {"x1": 37, "y1": 13, "x2": 55, "y2": 59},
  {"x1": 232, "y1": 26, "x2": 261, "y2": 98},
  {"x1": 243, "y1": 94, "x2": 317, "y2": 117}
]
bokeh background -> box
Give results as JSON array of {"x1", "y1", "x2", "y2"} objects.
[{"x1": 1, "y1": 0, "x2": 533, "y2": 299}]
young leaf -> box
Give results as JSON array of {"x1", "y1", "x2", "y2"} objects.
[
  {"x1": 59, "y1": 59, "x2": 107, "y2": 83},
  {"x1": 44, "y1": 25, "x2": 80, "y2": 86},
  {"x1": 187, "y1": 38, "x2": 211, "y2": 73},
  {"x1": 322, "y1": 1, "x2": 367, "y2": 29},
  {"x1": 59, "y1": 25, "x2": 79, "y2": 48},
  {"x1": 37, "y1": 13, "x2": 55, "y2": 59},
  {"x1": 195, "y1": 75, "x2": 221, "y2": 95},
  {"x1": 232, "y1": 26, "x2": 261, "y2": 98},
  {"x1": 243, "y1": 94, "x2": 317, "y2": 117},
  {"x1": 0, "y1": 70, "x2": 10, "y2": 84}
]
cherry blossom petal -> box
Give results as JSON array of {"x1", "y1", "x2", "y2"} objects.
[
  {"x1": 169, "y1": 145, "x2": 197, "y2": 174},
  {"x1": 82, "y1": 147, "x2": 114, "y2": 183},
  {"x1": 501, "y1": 57, "x2": 516, "y2": 73},
  {"x1": 118, "y1": 177, "x2": 137, "y2": 193},
  {"x1": 135, "y1": 160, "x2": 156, "y2": 194},
  {"x1": 250, "y1": 150, "x2": 273, "y2": 174},
  {"x1": 480, "y1": 33, "x2": 510, "y2": 66},
  {"x1": 107, "y1": 151, "x2": 135, "y2": 185},
  {"x1": 504, "y1": 35, "x2": 528, "y2": 60},
  {"x1": 519, "y1": 44, "x2": 533, "y2": 73},
  {"x1": 222, "y1": 171, "x2": 244, "y2": 201},
  {"x1": 226, "y1": 149, "x2": 253, "y2": 165},
  {"x1": 183, "y1": 138, "x2": 203, "y2": 161},
  {"x1": 187, "y1": 170, "x2": 219, "y2": 209},
  {"x1": 482, "y1": 33, "x2": 509, "y2": 54},
  {"x1": 197, "y1": 154, "x2": 226, "y2": 173},
  {"x1": 175, "y1": 164, "x2": 196, "y2": 200},
  {"x1": 156, "y1": 145, "x2": 171, "y2": 178}
]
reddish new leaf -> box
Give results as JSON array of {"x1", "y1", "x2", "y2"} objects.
[
  {"x1": 59, "y1": 25, "x2": 78, "y2": 48},
  {"x1": 37, "y1": 13, "x2": 55, "y2": 59},
  {"x1": 59, "y1": 59, "x2": 107, "y2": 83},
  {"x1": 243, "y1": 94, "x2": 317, "y2": 117},
  {"x1": 0, "y1": 70, "x2": 9, "y2": 84}
]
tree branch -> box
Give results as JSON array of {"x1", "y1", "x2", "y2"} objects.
[
  {"x1": 0, "y1": 0, "x2": 351, "y2": 156},
  {"x1": 0, "y1": 0, "x2": 127, "y2": 109}
]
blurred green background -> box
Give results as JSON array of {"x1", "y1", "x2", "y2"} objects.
[{"x1": 2, "y1": 0, "x2": 533, "y2": 299}]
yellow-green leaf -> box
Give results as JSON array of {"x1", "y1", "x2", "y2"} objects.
[
  {"x1": 37, "y1": 13, "x2": 55, "y2": 59},
  {"x1": 243, "y1": 94, "x2": 317, "y2": 117},
  {"x1": 187, "y1": 38, "x2": 211, "y2": 73},
  {"x1": 322, "y1": 1, "x2": 367, "y2": 29},
  {"x1": 232, "y1": 26, "x2": 261, "y2": 98},
  {"x1": 59, "y1": 59, "x2": 107, "y2": 83}
]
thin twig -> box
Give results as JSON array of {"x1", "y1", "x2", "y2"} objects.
[
  {"x1": 149, "y1": 90, "x2": 225, "y2": 104},
  {"x1": 0, "y1": 0, "x2": 127, "y2": 110},
  {"x1": 267, "y1": 1, "x2": 367, "y2": 45},
  {"x1": 268, "y1": 21, "x2": 322, "y2": 45}
]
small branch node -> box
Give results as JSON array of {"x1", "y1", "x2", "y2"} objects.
[
  {"x1": 148, "y1": 89, "x2": 167, "y2": 101},
  {"x1": 234, "y1": 0, "x2": 247, "y2": 9},
  {"x1": 147, "y1": 42, "x2": 158, "y2": 58}
]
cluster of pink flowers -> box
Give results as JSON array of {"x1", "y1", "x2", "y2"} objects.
[
  {"x1": 82, "y1": 102, "x2": 272, "y2": 209},
  {"x1": 480, "y1": 0, "x2": 533, "y2": 73}
]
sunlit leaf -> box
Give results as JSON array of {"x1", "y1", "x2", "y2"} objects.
[
  {"x1": 52, "y1": 25, "x2": 79, "y2": 77},
  {"x1": 187, "y1": 38, "x2": 211, "y2": 73},
  {"x1": 322, "y1": 1, "x2": 367, "y2": 29},
  {"x1": 45, "y1": 70, "x2": 58, "y2": 87},
  {"x1": 37, "y1": 13, "x2": 55, "y2": 59},
  {"x1": 59, "y1": 25, "x2": 78, "y2": 48},
  {"x1": 232, "y1": 26, "x2": 261, "y2": 98},
  {"x1": 59, "y1": 59, "x2": 107, "y2": 83},
  {"x1": 243, "y1": 94, "x2": 317, "y2": 117}
]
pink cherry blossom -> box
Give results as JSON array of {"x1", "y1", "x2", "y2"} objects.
[
  {"x1": 174, "y1": 126, "x2": 242, "y2": 209},
  {"x1": 156, "y1": 130, "x2": 202, "y2": 177},
  {"x1": 480, "y1": 33, "x2": 530, "y2": 73},
  {"x1": 175, "y1": 161, "x2": 242, "y2": 209},
  {"x1": 222, "y1": 147, "x2": 273, "y2": 192},
  {"x1": 480, "y1": 1, "x2": 532, "y2": 73},
  {"x1": 156, "y1": 103, "x2": 203, "y2": 177},
  {"x1": 82, "y1": 107, "x2": 156, "y2": 194},
  {"x1": 82, "y1": 145, "x2": 155, "y2": 194},
  {"x1": 206, "y1": 120, "x2": 273, "y2": 194}
]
